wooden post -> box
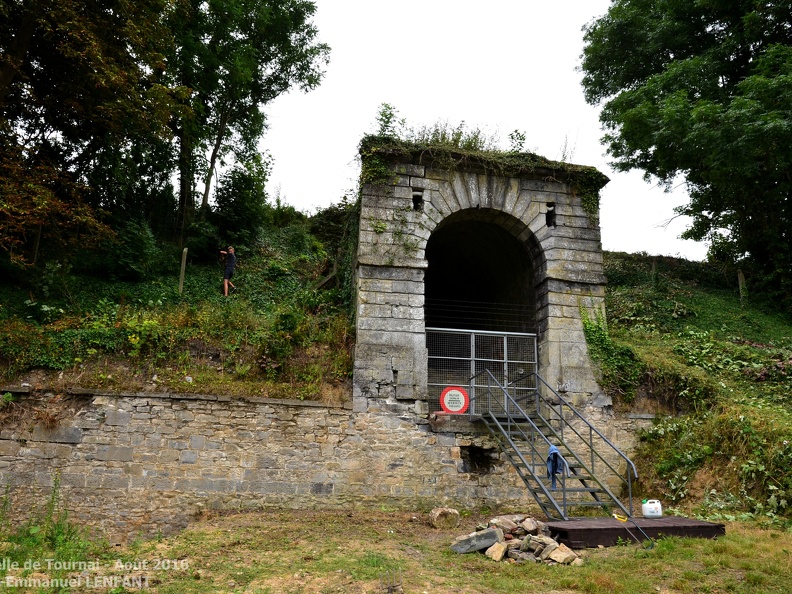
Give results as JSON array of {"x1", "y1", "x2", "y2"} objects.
[
  {"x1": 737, "y1": 269, "x2": 746, "y2": 305},
  {"x1": 179, "y1": 248, "x2": 188, "y2": 294}
]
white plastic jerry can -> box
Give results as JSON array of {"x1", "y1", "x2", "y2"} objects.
[{"x1": 642, "y1": 499, "x2": 663, "y2": 518}]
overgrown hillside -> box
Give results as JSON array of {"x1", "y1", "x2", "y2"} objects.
[
  {"x1": 591, "y1": 252, "x2": 792, "y2": 526},
  {"x1": 0, "y1": 200, "x2": 359, "y2": 403}
]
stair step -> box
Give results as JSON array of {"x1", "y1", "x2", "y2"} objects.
[
  {"x1": 506, "y1": 460, "x2": 595, "y2": 477},
  {"x1": 509, "y1": 465, "x2": 594, "y2": 477},
  {"x1": 531, "y1": 488, "x2": 607, "y2": 495},
  {"x1": 481, "y1": 407, "x2": 634, "y2": 521}
]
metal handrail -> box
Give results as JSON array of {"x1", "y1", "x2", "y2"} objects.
[
  {"x1": 528, "y1": 372, "x2": 637, "y2": 515},
  {"x1": 470, "y1": 370, "x2": 569, "y2": 519},
  {"x1": 470, "y1": 368, "x2": 637, "y2": 517}
]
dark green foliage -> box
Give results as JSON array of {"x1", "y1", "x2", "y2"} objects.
[
  {"x1": 309, "y1": 195, "x2": 357, "y2": 257},
  {"x1": 270, "y1": 221, "x2": 316, "y2": 255},
  {"x1": 604, "y1": 251, "x2": 735, "y2": 292},
  {"x1": 0, "y1": 194, "x2": 354, "y2": 402},
  {"x1": 0, "y1": 0, "x2": 179, "y2": 266},
  {"x1": 111, "y1": 220, "x2": 162, "y2": 281},
  {"x1": 270, "y1": 196, "x2": 309, "y2": 229},
  {"x1": 581, "y1": 311, "x2": 645, "y2": 403},
  {"x1": 211, "y1": 157, "x2": 271, "y2": 247},
  {"x1": 85, "y1": 136, "x2": 180, "y2": 240},
  {"x1": 309, "y1": 195, "x2": 360, "y2": 309},
  {"x1": 185, "y1": 220, "x2": 222, "y2": 262},
  {"x1": 581, "y1": 1, "x2": 792, "y2": 302},
  {"x1": 605, "y1": 252, "x2": 791, "y2": 343},
  {"x1": 601, "y1": 251, "x2": 792, "y2": 521},
  {"x1": 1, "y1": 1, "x2": 330, "y2": 267},
  {"x1": 638, "y1": 402, "x2": 792, "y2": 523},
  {"x1": 165, "y1": 0, "x2": 330, "y2": 241}
]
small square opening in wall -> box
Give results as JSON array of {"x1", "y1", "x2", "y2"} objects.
[
  {"x1": 545, "y1": 202, "x2": 556, "y2": 228},
  {"x1": 412, "y1": 189, "x2": 424, "y2": 211},
  {"x1": 459, "y1": 445, "x2": 497, "y2": 475}
]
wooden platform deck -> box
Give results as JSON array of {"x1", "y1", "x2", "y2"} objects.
[{"x1": 545, "y1": 516, "x2": 726, "y2": 549}]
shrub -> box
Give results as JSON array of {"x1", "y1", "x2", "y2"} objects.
[
  {"x1": 581, "y1": 309, "x2": 645, "y2": 402},
  {"x1": 212, "y1": 158, "x2": 271, "y2": 247},
  {"x1": 112, "y1": 219, "x2": 161, "y2": 280}
]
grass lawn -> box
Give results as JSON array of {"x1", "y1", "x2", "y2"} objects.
[{"x1": 4, "y1": 508, "x2": 785, "y2": 594}]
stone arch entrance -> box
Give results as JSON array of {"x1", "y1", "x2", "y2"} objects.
[
  {"x1": 352, "y1": 138, "x2": 611, "y2": 413},
  {"x1": 425, "y1": 212, "x2": 537, "y2": 333}
]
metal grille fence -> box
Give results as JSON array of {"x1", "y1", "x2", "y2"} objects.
[{"x1": 426, "y1": 328, "x2": 537, "y2": 415}]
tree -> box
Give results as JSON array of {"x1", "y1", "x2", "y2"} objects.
[
  {"x1": 212, "y1": 155, "x2": 271, "y2": 247},
  {"x1": 0, "y1": 0, "x2": 180, "y2": 265},
  {"x1": 581, "y1": 1, "x2": 792, "y2": 296},
  {"x1": 165, "y1": 0, "x2": 330, "y2": 242}
]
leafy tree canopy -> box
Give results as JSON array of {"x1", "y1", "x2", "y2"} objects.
[
  {"x1": 212, "y1": 155, "x2": 271, "y2": 247},
  {"x1": 0, "y1": 0, "x2": 181, "y2": 265},
  {"x1": 581, "y1": 0, "x2": 792, "y2": 298},
  {"x1": 1, "y1": 0, "x2": 329, "y2": 268},
  {"x1": 165, "y1": 0, "x2": 330, "y2": 237}
]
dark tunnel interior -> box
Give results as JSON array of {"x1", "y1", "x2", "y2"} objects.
[{"x1": 424, "y1": 220, "x2": 536, "y2": 333}]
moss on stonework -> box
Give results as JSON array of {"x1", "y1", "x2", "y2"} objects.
[{"x1": 358, "y1": 134, "x2": 609, "y2": 222}]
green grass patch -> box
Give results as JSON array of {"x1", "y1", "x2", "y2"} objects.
[
  {"x1": 97, "y1": 510, "x2": 792, "y2": 594},
  {"x1": 597, "y1": 252, "x2": 792, "y2": 523},
  {"x1": 0, "y1": 219, "x2": 355, "y2": 403}
]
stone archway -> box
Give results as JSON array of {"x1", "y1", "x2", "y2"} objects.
[
  {"x1": 352, "y1": 141, "x2": 610, "y2": 413},
  {"x1": 425, "y1": 213, "x2": 536, "y2": 333}
]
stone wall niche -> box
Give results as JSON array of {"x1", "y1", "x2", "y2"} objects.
[{"x1": 353, "y1": 145, "x2": 611, "y2": 415}]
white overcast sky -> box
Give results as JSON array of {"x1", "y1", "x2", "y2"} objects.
[{"x1": 261, "y1": 0, "x2": 708, "y2": 261}]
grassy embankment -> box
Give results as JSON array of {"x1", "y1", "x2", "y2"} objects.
[
  {"x1": 589, "y1": 252, "x2": 792, "y2": 526},
  {"x1": 0, "y1": 220, "x2": 355, "y2": 403}
]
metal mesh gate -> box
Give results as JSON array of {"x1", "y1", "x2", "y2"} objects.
[{"x1": 426, "y1": 328, "x2": 537, "y2": 415}]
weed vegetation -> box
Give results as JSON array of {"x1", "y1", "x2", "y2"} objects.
[
  {"x1": 360, "y1": 105, "x2": 608, "y2": 221},
  {"x1": 2, "y1": 506, "x2": 792, "y2": 593},
  {"x1": 2, "y1": 234, "x2": 791, "y2": 525},
  {"x1": 0, "y1": 203, "x2": 358, "y2": 404},
  {"x1": 0, "y1": 476, "x2": 111, "y2": 589},
  {"x1": 2, "y1": 201, "x2": 792, "y2": 591},
  {"x1": 588, "y1": 252, "x2": 792, "y2": 527}
]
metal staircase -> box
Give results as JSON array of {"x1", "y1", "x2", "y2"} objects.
[{"x1": 470, "y1": 369, "x2": 638, "y2": 520}]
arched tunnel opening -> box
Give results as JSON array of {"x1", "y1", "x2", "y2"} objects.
[{"x1": 425, "y1": 219, "x2": 536, "y2": 333}]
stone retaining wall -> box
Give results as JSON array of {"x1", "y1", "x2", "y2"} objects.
[{"x1": 0, "y1": 389, "x2": 538, "y2": 541}]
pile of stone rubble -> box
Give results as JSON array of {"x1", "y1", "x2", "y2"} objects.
[{"x1": 432, "y1": 508, "x2": 583, "y2": 566}]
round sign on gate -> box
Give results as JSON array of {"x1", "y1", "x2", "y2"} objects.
[{"x1": 440, "y1": 386, "x2": 469, "y2": 414}]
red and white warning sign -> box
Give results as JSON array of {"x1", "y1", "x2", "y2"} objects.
[{"x1": 440, "y1": 386, "x2": 469, "y2": 414}]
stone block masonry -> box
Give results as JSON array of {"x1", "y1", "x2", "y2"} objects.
[
  {"x1": 0, "y1": 390, "x2": 534, "y2": 540},
  {"x1": 354, "y1": 149, "x2": 610, "y2": 413}
]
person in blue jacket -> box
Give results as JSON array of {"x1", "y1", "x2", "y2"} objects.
[{"x1": 220, "y1": 246, "x2": 236, "y2": 296}]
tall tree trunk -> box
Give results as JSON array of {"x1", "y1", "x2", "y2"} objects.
[
  {"x1": 32, "y1": 222, "x2": 42, "y2": 266},
  {"x1": 200, "y1": 106, "x2": 231, "y2": 216}
]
